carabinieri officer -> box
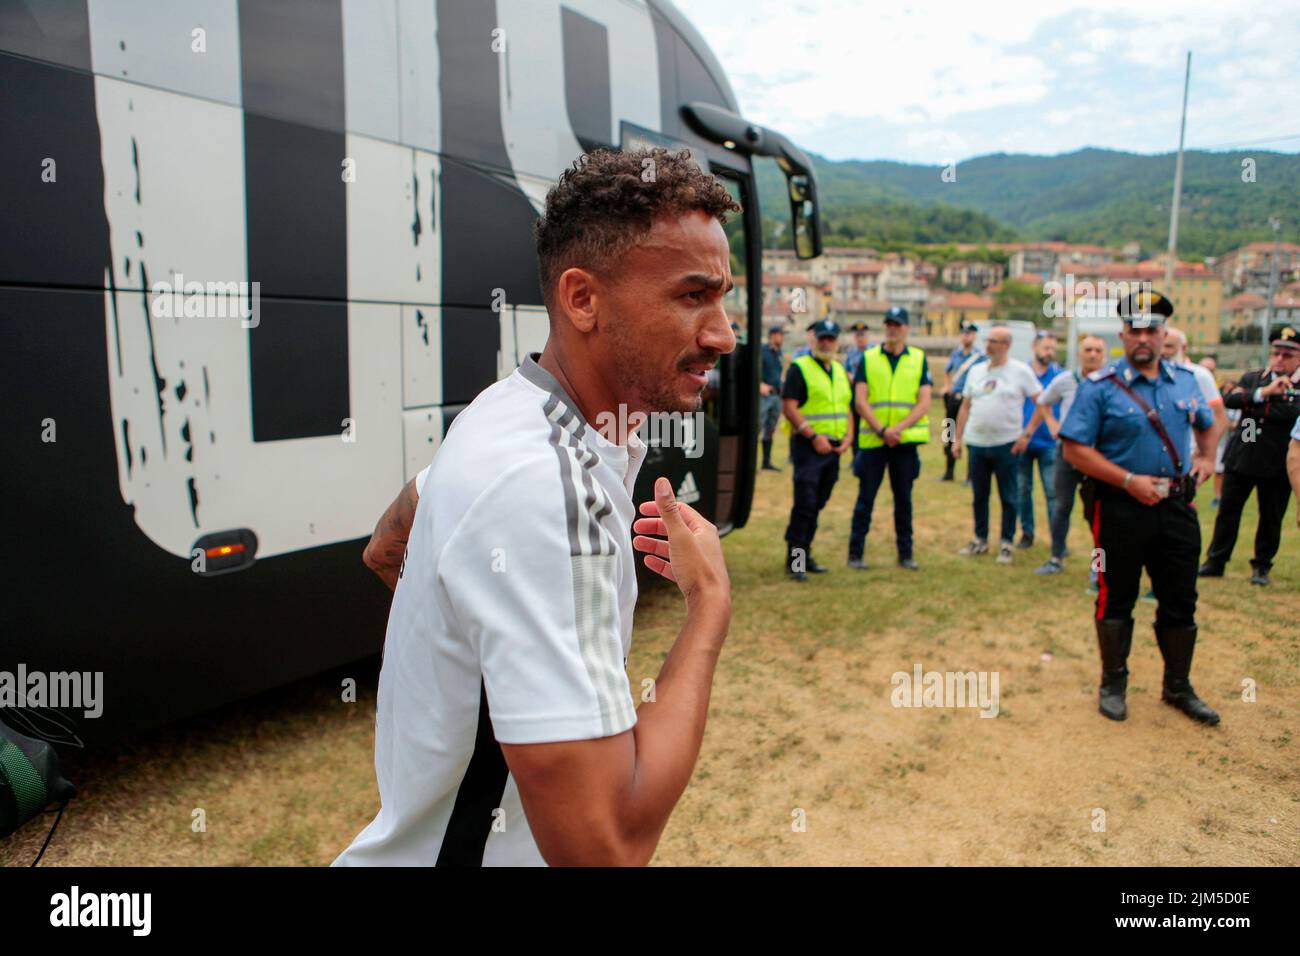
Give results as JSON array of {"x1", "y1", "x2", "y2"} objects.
[
  {"x1": 1060, "y1": 290, "x2": 1224, "y2": 725},
  {"x1": 782, "y1": 318, "x2": 852, "y2": 581}
]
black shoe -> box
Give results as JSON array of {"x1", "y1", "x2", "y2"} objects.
[
  {"x1": 806, "y1": 556, "x2": 830, "y2": 574},
  {"x1": 1095, "y1": 619, "x2": 1132, "y2": 721},
  {"x1": 847, "y1": 557, "x2": 868, "y2": 570},
  {"x1": 1162, "y1": 687, "x2": 1220, "y2": 724},
  {"x1": 1249, "y1": 565, "x2": 1271, "y2": 586},
  {"x1": 1197, "y1": 561, "x2": 1224, "y2": 578},
  {"x1": 785, "y1": 548, "x2": 808, "y2": 581},
  {"x1": 1155, "y1": 624, "x2": 1221, "y2": 726},
  {"x1": 761, "y1": 463, "x2": 782, "y2": 472},
  {"x1": 1015, "y1": 534, "x2": 1034, "y2": 550},
  {"x1": 897, "y1": 557, "x2": 919, "y2": 570},
  {"x1": 939, "y1": 471, "x2": 954, "y2": 482}
]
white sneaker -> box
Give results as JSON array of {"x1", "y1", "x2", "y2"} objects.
[
  {"x1": 958, "y1": 539, "x2": 989, "y2": 556},
  {"x1": 996, "y1": 542, "x2": 1014, "y2": 564}
]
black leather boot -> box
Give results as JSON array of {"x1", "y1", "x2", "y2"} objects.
[
  {"x1": 785, "y1": 547, "x2": 808, "y2": 582},
  {"x1": 1155, "y1": 624, "x2": 1220, "y2": 725},
  {"x1": 1095, "y1": 618, "x2": 1132, "y2": 721}
]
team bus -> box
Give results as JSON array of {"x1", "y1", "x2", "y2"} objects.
[{"x1": 1, "y1": 0, "x2": 823, "y2": 747}]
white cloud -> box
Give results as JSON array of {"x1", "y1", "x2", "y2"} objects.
[{"x1": 672, "y1": 0, "x2": 1300, "y2": 162}]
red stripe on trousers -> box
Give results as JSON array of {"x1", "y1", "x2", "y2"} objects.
[{"x1": 1090, "y1": 496, "x2": 1107, "y2": 620}]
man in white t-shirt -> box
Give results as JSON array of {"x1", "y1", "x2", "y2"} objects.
[
  {"x1": 334, "y1": 148, "x2": 736, "y2": 866},
  {"x1": 952, "y1": 324, "x2": 1042, "y2": 563},
  {"x1": 1162, "y1": 326, "x2": 1228, "y2": 463}
]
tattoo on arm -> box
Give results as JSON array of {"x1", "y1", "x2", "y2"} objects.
[{"x1": 363, "y1": 478, "x2": 419, "y2": 585}]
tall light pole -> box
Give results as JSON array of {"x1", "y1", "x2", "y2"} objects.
[{"x1": 1165, "y1": 51, "x2": 1192, "y2": 293}]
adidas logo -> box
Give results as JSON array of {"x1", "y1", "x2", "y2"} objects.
[{"x1": 676, "y1": 472, "x2": 701, "y2": 504}]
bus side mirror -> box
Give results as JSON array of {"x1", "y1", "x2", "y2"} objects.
[{"x1": 787, "y1": 174, "x2": 821, "y2": 260}]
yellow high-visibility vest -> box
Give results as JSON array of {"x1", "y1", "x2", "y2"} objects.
[
  {"x1": 792, "y1": 354, "x2": 851, "y2": 441},
  {"x1": 858, "y1": 345, "x2": 929, "y2": 448}
]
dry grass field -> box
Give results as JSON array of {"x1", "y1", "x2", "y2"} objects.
[{"x1": 4, "y1": 429, "x2": 1297, "y2": 866}]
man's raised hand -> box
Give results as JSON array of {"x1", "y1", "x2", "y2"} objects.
[{"x1": 632, "y1": 477, "x2": 730, "y2": 609}]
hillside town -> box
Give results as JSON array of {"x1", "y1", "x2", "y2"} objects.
[{"x1": 746, "y1": 239, "x2": 1300, "y2": 349}]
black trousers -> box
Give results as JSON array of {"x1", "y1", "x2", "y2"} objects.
[
  {"x1": 1205, "y1": 469, "x2": 1293, "y2": 571},
  {"x1": 942, "y1": 393, "x2": 962, "y2": 465},
  {"x1": 1087, "y1": 489, "x2": 1201, "y2": 627},
  {"x1": 784, "y1": 438, "x2": 840, "y2": 555},
  {"x1": 848, "y1": 444, "x2": 921, "y2": 560}
]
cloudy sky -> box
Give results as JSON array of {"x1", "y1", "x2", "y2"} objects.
[{"x1": 673, "y1": 0, "x2": 1300, "y2": 164}]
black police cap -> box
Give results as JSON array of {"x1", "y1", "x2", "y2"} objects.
[
  {"x1": 848, "y1": 321, "x2": 869, "y2": 332},
  {"x1": 812, "y1": 319, "x2": 841, "y2": 339},
  {"x1": 1271, "y1": 325, "x2": 1300, "y2": 350},
  {"x1": 1117, "y1": 289, "x2": 1174, "y2": 325}
]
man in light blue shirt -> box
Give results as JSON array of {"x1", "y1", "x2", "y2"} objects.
[{"x1": 1289, "y1": 414, "x2": 1300, "y2": 530}]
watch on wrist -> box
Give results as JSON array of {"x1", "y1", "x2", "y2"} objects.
[{"x1": 1122, "y1": 471, "x2": 1134, "y2": 490}]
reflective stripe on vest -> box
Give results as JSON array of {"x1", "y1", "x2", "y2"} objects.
[
  {"x1": 793, "y1": 354, "x2": 851, "y2": 441},
  {"x1": 859, "y1": 345, "x2": 930, "y2": 448}
]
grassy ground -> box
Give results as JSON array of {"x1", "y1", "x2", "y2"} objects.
[{"x1": 4, "y1": 429, "x2": 1297, "y2": 866}]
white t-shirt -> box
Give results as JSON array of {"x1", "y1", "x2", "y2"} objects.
[
  {"x1": 963, "y1": 359, "x2": 1043, "y2": 447},
  {"x1": 1175, "y1": 359, "x2": 1222, "y2": 459},
  {"x1": 1178, "y1": 359, "x2": 1222, "y2": 406},
  {"x1": 1037, "y1": 369, "x2": 1080, "y2": 430},
  {"x1": 334, "y1": 354, "x2": 646, "y2": 867}
]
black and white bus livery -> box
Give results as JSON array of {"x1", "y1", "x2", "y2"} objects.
[{"x1": 1, "y1": 0, "x2": 821, "y2": 746}]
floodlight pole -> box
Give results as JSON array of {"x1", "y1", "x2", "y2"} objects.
[{"x1": 1165, "y1": 51, "x2": 1191, "y2": 293}]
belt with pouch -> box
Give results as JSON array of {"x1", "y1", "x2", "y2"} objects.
[{"x1": 1085, "y1": 473, "x2": 1197, "y2": 504}]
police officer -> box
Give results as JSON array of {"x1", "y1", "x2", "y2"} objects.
[
  {"x1": 782, "y1": 318, "x2": 852, "y2": 581},
  {"x1": 760, "y1": 323, "x2": 786, "y2": 471},
  {"x1": 941, "y1": 320, "x2": 985, "y2": 481},
  {"x1": 1199, "y1": 324, "x2": 1300, "y2": 585},
  {"x1": 847, "y1": 306, "x2": 931, "y2": 570},
  {"x1": 843, "y1": 321, "x2": 870, "y2": 378},
  {"x1": 792, "y1": 319, "x2": 819, "y2": 359},
  {"x1": 1060, "y1": 290, "x2": 1224, "y2": 725}
]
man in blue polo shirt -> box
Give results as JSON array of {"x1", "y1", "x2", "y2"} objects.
[
  {"x1": 760, "y1": 323, "x2": 786, "y2": 471},
  {"x1": 1060, "y1": 290, "x2": 1224, "y2": 726},
  {"x1": 792, "y1": 319, "x2": 818, "y2": 359},
  {"x1": 843, "y1": 321, "x2": 870, "y2": 378},
  {"x1": 1010, "y1": 331, "x2": 1063, "y2": 548}
]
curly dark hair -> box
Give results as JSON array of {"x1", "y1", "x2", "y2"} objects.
[{"x1": 533, "y1": 147, "x2": 741, "y2": 309}]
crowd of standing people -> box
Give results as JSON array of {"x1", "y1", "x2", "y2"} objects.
[{"x1": 764, "y1": 293, "x2": 1300, "y2": 727}]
